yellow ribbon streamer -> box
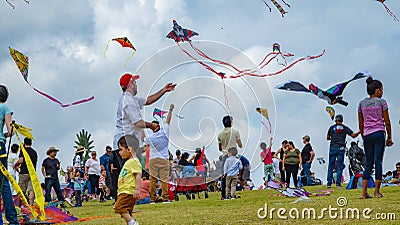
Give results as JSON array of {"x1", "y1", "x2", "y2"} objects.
[
  {"x1": 12, "y1": 123, "x2": 46, "y2": 221},
  {"x1": 0, "y1": 161, "x2": 39, "y2": 219}
]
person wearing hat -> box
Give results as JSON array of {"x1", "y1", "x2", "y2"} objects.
[
  {"x1": 326, "y1": 114, "x2": 361, "y2": 188},
  {"x1": 42, "y1": 147, "x2": 65, "y2": 206},
  {"x1": 113, "y1": 73, "x2": 176, "y2": 158},
  {"x1": 144, "y1": 104, "x2": 174, "y2": 203},
  {"x1": 173, "y1": 149, "x2": 181, "y2": 164},
  {"x1": 0, "y1": 84, "x2": 20, "y2": 224},
  {"x1": 73, "y1": 145, "x2": 86, "y2": 169}
]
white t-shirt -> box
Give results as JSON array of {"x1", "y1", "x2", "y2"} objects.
[
  {"x1": 85, "y1": 158, "x2": 101, "y2": 176},
  {"x1": 7, "y1": 152, "x2": 19, "y2": 177},
  {"x1": 272, "y1": 157, "x2": 280, "y2": 173},
  {"x1": 113, "y1": 92, "x2": 146, "y2": 149},
  {"x1": 145, "y1": 123, "x2": 170, "y2": 160}
]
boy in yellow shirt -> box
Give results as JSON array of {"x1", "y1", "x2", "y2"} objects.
[{"x1": 114, "y1": 135, "x2": 142, "y2": 225}]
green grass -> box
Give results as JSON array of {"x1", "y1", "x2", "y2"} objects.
[{"x1": 67, "y1": 186, "x2": 400, "y2": 225}]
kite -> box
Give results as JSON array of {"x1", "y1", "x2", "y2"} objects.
[
  {"x1": 376, "y1": 0, "x2": 399, "y2": 22},
  {"x1": 104, "y1": 37, "x2": 137, "y2": 68},
  {"x1": 153, "y1": 108, "x2": 183, "y2": 120},
  {"x1": 275, "y1": 71, "x2": 370, "y2": 106},
  {"x1": 5, "y1": 0, "x2": 29, "y2": 9},
  {"x1": 9, "y1": 47, "x2": 95, "y2": 108},
  {"x1": 326, "y1": 106, "x2": 335, "y2": 121},
  {"x1": 261, "y1": 0, "x2": 291, "y2": 17},
  {"x1": 256, "y1": 107, "x2": 272, "y2": 133},
  {"x1": 166, "y1": 20, "x2": 199, "y2": 42},
  {"x1": 166, "y1": 20, "x2": 324, "y2": 115},
  {"x1": 166, "y1": 20, "x2": 325, "y2": 80}
]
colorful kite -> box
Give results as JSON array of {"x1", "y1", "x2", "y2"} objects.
[
  {"x1": 166, "y1": 20, "x2": 325, "y2": 80},
  {"x1": 153, "y1": 108, "x2": 183, "y2": 120},
  {"x1": 256, "y1": 107, "x2": 272, "y2": 133},
  {"x1": 326, "y1": 106, "x2": 335, "y2": 121},
  {"x1": 166, "y1": 20, "x2": 199, "y2": 42},
  {"x1": 376, "y1": 0, "x2": 399, "y2": 22},
  {"x1": 9, "y1": 47, "x2": 94, "y2": 107},
  {"x1": 6, "y1": 0, "x2": 29, "y2": 9},
  {"x1": 104, "y1": 37, "x2": 136, "y2": 68},
  {"x1": 275, "y1": 71, "x2": 370, "y2": 106},
  {"x1": 261, "y1": 0, "x2": 291, "y2": 17}
]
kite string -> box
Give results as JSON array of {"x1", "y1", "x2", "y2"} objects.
[
  {"x1": 222, "y1": 79, "x2": 232, "y2": 116},
  {"x1": 381, "y1": 2, "x2": 399, "y2": 22}
]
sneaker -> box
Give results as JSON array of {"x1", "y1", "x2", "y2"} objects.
[
  {"x1": 163, "y1": 200, "x2": 172, "y2": 204},
  {"x1": 65, "y1": 198, "x2": 72, "y2": 206},
  {"x1": 100, "y1": 199, "x2": 107, "y2": 203},
  {"x1": 336, "y1": 185, "x2": 342, "y2": 188},
  {"x1": 150, "y1": 202, "x2": 156, "y2": 205},
  {"x1": 327, "y1": 184, "x2": 332, "y2": 188},
  {"x1": 128, "y1": 219, "x2": 139, "y2": 225},
  {"x1": 230, "y1": 197, "x2": 236, "y2": 200}
]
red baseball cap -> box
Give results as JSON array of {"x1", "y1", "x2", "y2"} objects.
[{"x1": 119, "y1": 73, "x2": 140, "y2": 88}]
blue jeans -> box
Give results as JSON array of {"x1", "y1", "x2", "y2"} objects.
[
  {"x1": 136, "y1": 197, "x2": 150, "y2": 205},
  {"x1": 45, "y1": 178, "x2": 65, "y2": 202},
  {"x1": 362, "y1": 131, "x2": 385, "y2": 180},
  {"x1": 302, "y1": 163, "x2": 312, "y2": 186},
  {"x1": 0, "y1": 142, "x2": 19, "y2": 224},
  {"x1": 327, "y1": 146, "x2": 345, "y2": 186}
]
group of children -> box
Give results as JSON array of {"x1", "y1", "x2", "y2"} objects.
[{"x1": 64, "y1": 165, "x2": 109, "y2": 206}]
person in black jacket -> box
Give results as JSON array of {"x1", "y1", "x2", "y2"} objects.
[{"x1": 109, "y1": 148, "x2": 127, "y2": 202}]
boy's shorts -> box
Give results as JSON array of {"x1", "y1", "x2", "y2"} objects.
[{"x1": 114, "y1": 193, "x2": 136, "y2": 216}]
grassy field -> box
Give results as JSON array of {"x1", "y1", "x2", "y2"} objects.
[{"x1": 67, "y1": 185, "x2": 400, "y2": 225}]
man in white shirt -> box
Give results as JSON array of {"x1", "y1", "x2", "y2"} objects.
[
  {"x1": 113, "y1": 73, "x2": 176, "y2": 157},
  {"x1": 145, "y1": 104, "x2": 174, "y2": 203}
]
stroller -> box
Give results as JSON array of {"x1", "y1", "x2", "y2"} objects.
[
  {"x1": 347, "y1": 141, "x2": 366, "y2": 177},
  {"x1": 170, "y1": 165, "x2": 209, "y2": 201}
]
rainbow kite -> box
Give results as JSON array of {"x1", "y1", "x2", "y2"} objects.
[{"x1": 9, "y1": 47, "x2": 94, "y2": 107}]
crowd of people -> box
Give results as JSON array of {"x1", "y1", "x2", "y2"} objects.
[{"x1": 0, "y1": 71, "x2": 394, "y2": 225}]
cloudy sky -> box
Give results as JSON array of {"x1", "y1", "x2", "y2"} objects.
[{"x1": 1, "y1": 0, "x2": 399, "y2": 186}]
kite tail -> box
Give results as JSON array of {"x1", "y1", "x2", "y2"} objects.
[
  {"x1": 124, "y1": 51, "x2": 136, "y2": 68},
  {"x1": 178, "y1": 43, "x2": 225, "y2": 79},
  {"x1": 6, "y1": 0, "x2": 15, "y2": 9},
  {"x1": 262, "y1": 0, "x2": 272, "y2": 12},
  {"x1": 104, "y1": 40, "x2": 111, "y2": 58},
  {"x1": 281, "y1": 0, "x2": 290, "y2": 8},
  {"x1": 189, "y1": 42, "x2": 243, "y2": 73},
  {"x1": 270, "y1": 0, "x2": 287, "y2": 17},
  {"x1": 261, "y1": 120, "x2": 272, "y2": 134},
  {"x1": 258, "y1": 52, "x2": 276, "y2": 67},
  {"x1": 229, "y1": 49, "x2": 325, "y2": 79},
  {"x1": 381, "y1": 2, "x2": 399, "y2": 22},
  {"x1": 32, "y1": 86, "x2": 94, "y2": 107},
  {"x1": 259, "y1": 53, "x2": 279, "y2": 70}
]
